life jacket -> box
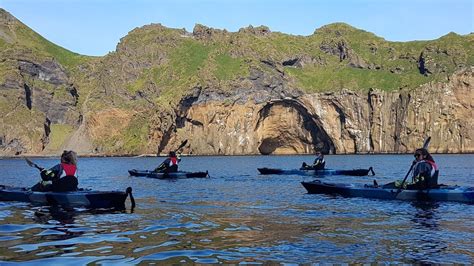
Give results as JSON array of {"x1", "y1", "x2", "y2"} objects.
[
  {"x1": 413, "y1": 159, "x2": 439, "y2": 188},
  {"x1": 424, "y1": 159, "x2": 439, "y2": 179},
  {"x1": 60, "y1": 163, "x2": 77, "y2": 178},
  {"x1": 314, "y1": 157, "x2": 325, "y2": 165},
  {"x1": 169, "y1": 157, "x2": 178, "y2": 166}
]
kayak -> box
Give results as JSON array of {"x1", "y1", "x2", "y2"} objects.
[
  {"x1": 128, "y1": 169, "x2": 209, "y2": 179},
  {"x1": 0, "y1": 185, "x2": 134, "y2": 209},
  {"x1": 301, "y1": 180, "x2": 474, "y2": 204},
  {"x1": 257, "y1": 167, "x2": 375, "y2": 176}
]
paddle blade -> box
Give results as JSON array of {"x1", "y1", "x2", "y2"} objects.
[
  {"x1": 422, "y1": 136, "x2": 431, "y2": 150},
  {"x1": 176, "y1": 139, "x2": 188, "y2": 152},
  {"x1": 24, "y1": 158, "x2": 42, "y2": 171}
]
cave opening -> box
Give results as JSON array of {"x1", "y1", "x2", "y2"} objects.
[{"x1": 255, "y1": 99, "x2": 335, "y2": 155}]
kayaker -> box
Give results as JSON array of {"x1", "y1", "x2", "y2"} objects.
[
  {"x1": 408, "y1": 148, "x2": 439, "y2": 189},
  {"x1": 301, "y1": 152, "x2": 326, "y2": 170},
  {"x1": 382, "y1": 148, "x2": 439, "y2": 189},
  {"x1": 154, "y1": 151, "x2": 180, "y2": 173},
  {"x1": 31, "y1": 150, "x2": 79, "y2": 192},
  {"x1": 313, "y1": 152, "x2": 326, "y2": 170}
]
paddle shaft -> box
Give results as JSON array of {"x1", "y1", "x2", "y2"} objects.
[{"x1": 24, "y1": 158, "x2": 44, "y2": 171}]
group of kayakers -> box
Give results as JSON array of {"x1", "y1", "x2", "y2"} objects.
[
  {"x1": 30, "y1": 146, "x2": 440, "y2": 193},
  {"x1": 31, "y1": 150, "x2": 181, "y2": 192}
]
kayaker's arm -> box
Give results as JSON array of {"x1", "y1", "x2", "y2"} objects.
[{"x1": 40, "y1": 165, "x2": 61, "y2": 181}]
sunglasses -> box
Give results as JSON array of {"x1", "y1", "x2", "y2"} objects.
[{"x1": 414, "y1": 154, "x2": 422, "y2": 158}]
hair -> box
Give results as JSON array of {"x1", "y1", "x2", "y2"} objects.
[
  {"x1": 61, "y1": 150, "x2": 78, "y2": 165},
  {"x1": 169, "y1": 151, "x2": 177, "y2": 157},
  {"x1": 415, "y1": 148, "x2": 434, "y2": 162}
]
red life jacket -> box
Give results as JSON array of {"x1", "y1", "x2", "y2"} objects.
[
  {"x1": 169, "y1": 157, "x2": 178, "y2": 166},
  {"x1": 61, "y1": 163, "x2": 77, "y2": 177},
  {"x1": 425, "y1": 159, "x2": 438, "y2": 170},
  {"x1": 423, "y1": 159, "x2": 439, "y2": 179}
]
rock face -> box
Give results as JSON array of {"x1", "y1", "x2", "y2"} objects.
[
  {"x1": 171, "y1": 68, "x2": 473, "y2": 154},
  {"x1": 0, "y1": 53, "x2": 80, "y2": 155}
]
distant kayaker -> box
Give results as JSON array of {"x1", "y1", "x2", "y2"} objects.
[
  {"x1": 154, "y1": 151, "x2": 180, "y2": 173},
  {"x1": 313, "y1": 152, "x2": 326, "y2": 169},
  {"x1": 408, "y1": 148, "x2": 439, "y2": 189},
  {"x1": 301, "y1": 152, "x2": 326, "y2": 170},
  {"x1": 31, "y1": 150, "x2": 79, "y2": 192}
]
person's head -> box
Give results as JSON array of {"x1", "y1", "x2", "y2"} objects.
[
  {"x1": 61, "y1": 150, "x2": 77, "y2": 165},
  {"x1": 169, "y1": 151, "x2": 176, "y2": 158},
  {"x1": 317, "y1": 152, "x2": 324, "y2": 158},
  {"x1": 414, "y1": 148, "x2": 433, "y2": 162}
]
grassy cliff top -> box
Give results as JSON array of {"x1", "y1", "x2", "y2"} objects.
[{"x1": 2, "y1": 8, "x2": 473, "y2": 101}]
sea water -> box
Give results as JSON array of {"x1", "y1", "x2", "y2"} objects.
[{"x1": 0, "y1": 154, "x2": 473, "y2": 264}]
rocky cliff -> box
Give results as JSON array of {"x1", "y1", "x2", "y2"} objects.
[
  {"x1": 170, "y1": 67, "x2": 473, "y2": 155},
  {"x1": 0, "y1": 8, "x2": 473, "y2": 156}
]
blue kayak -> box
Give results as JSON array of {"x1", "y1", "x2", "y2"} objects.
[
  {"x1": 258, "y1": 167, "x2": 375, "y2": 176},
  {"x1": 301, "y1": 180, "x2": 474, "y2": 204},
  {"x1": 128, "y1": 169, "x2": 209, "y2": 179},
  {"x1": 0, "y1": 185, "x2": 134, "y2": 209}
]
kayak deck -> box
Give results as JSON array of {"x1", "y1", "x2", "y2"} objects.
[
  {"x1": 128, "y1": 169, "x2": 209, "y2": 179},
  {"x1": 258, "y1": 167, "x2": 375, "y2": 176},
  {"x1": 301, "y1": 180, "x2": 474, "y2": 203},
  {"x1": 0, "y1": 185, "x2": 132, "y2": 209}
]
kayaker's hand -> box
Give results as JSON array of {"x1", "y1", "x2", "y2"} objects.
[
  {"x1": 40, "y1": 170, "x2": 48, "y2": 181},
  {"x1": 40, "y1": 169, "x2": 54, "y2": 181}
]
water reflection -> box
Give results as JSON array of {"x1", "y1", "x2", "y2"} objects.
[
  {"x1": 405, "y1": 201, "x2": 450, "y2": 264},
  {"x1": 410, "y1": 201, "x2": 440, "y2": 229}
]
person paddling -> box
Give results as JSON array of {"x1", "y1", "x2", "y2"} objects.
[
  {"x1": 302, "y1": 152, "x2": 326, "y2": 170},
  {"x1": 154, "y1": 151, "x2": 180, "y2": 173},
  {"x1": 31, "y1": 150, "x2": 79, "y2": 192},
  {"x1": 313, "y1": 152, "x2": 326, "y2": 170},
  {"x1": 382, "y1": 147, "x2": 439, "y2": 190},
  {"x1": 407, "y1": 148, "x2": 439, "y2": 189}
]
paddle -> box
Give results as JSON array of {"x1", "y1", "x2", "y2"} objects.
[
  {"x1": 395, "y1": 137, "x2": 431, "y2": 194},
  {"x1": 25, "y1": 158, "x2": 44, "y2": 171},
  {"x1": 174, "y1": 139, "x2": 188, "y2": 153}
]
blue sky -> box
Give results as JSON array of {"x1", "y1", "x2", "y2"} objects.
[{"x1": 1, "y1": 0, "x2": 473, "y2": 56}]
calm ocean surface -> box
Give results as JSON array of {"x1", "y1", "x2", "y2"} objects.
[{"x1": 0, "y1": 154, "x2": 473, "y2": 264}]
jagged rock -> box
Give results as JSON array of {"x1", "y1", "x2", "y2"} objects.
[
  {"x1": 18, "y1": 60, "x2": 69, "y2": 85},
  {"x1": 282, "y1": 55, "x2": 325, "y2": 68},
  {"x1": 320, "y1": 39, "x2": 349, "y2": 61},
  {"x1": 418, "y1": 46, "x2": 454, "y2": 76},
  {"x1": 238, "y1": 25, "x2": 271, "y2": 36},
  {"x1": 347, "y1": 53, "x2": 368, "y2": 69},
  {"x1": 193, "y1": 24, "x2": 227, "y2": 40}
]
